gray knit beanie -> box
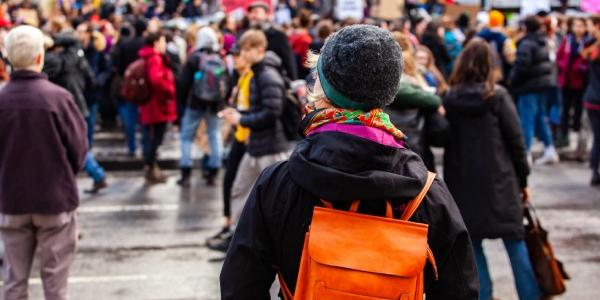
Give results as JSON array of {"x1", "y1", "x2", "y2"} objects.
[{"x1": 318, "y1": 24, "x2": 403, "y2": 110}]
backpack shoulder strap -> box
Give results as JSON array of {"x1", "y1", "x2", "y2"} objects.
[{"x1": 400, "y1": 171, "x2": 436, "y2": 221}]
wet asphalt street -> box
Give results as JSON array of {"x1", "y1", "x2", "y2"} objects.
[{"x1": 4, "y1": 159, "x2": 600, "y2": 299}]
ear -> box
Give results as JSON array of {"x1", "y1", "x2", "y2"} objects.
[{"x1": 36, "y1": 52, "x2": 43, "y2": 65}]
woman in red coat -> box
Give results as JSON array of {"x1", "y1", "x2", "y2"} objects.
[{"x1": 138, "y1": 32, "x2": 177, "y2": 183}]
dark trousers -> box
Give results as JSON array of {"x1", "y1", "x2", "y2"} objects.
[
  {"x1": 588, "y1": 109, "x2": 600, "y2": 172},
  {"x1": 142, "y1": 123, "x2": 167, "y2": 167},
  {"x1": 222, "y1": 140, "x2": 246, "y2": 218},
  {"x1": 561, "y1": 87, "x2": 585, "y2": 134}
]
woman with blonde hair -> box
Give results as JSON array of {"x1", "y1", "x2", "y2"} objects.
[{"x1": 416, "y1": 45, "x2": 448, "y2": 93}]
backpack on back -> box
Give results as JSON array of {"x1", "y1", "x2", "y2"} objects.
[
  {"x1": 121, "y1": 58, "x2": 151, "y2": 105},
  {"x1": 191, "y1": 52, "x2": 228, "y2": 104},
  {"x1": 279, "y1": 172, "x2": 438, "y2": 300}
]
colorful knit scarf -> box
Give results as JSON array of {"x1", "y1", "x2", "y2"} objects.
[{"x1": 303, "y1": 107, "x2": 405, "y2": 140}]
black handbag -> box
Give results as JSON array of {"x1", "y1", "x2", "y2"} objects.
[{"x1": 524, "y1": 202, "x2": 570, "y2": 296}]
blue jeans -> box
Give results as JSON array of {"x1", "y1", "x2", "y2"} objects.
[
  {"x1": 519, "y1": 92, "x2": 554, "y2": 150},
  {"x1": 117, "y1": 101, "x2": 139, "y2": 155},
  {"x1": 86, "y1": 101, "x2": 99, "y2": 146},
  {"x1": 179, "y1": 108, "x2": 222, "y2": 169},
  {"x1": 83, "y1": 151, "x2": 105, "y2": 183},
  {"x1": 472, "y1": 239, "x2": 542, "y2": 300}
]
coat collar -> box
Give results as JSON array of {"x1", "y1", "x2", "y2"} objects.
[{"x1": 9, "y1": 70, "x2": 48, "y2": 81}]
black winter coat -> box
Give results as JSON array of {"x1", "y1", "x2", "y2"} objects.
[
  {"x1": 240, "y1": 52, "x2": 289, "y2": 156},
  {"x1": 509, "y1": 32, "x2": 556, "y2": 94},
  {"x1": 443, "y1": 84, "x2": 529, "y2": 241},
  {"x1": 44, "y1": 34, "x2": 96, "y2": 117},
  {"x1": 221, "y1": 124, "x2": 479, "y2": 299}
]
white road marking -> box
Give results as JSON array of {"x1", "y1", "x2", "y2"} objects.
[
  {"x1": 0, "y1": 274, "x2": 158, "y2": 286},
  {"x1": 78, "y1": 204, "x2": 179, "y2": 213}
]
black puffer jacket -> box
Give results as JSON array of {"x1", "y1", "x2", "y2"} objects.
[
  {"x1": 220, "y1": 126, "x2": 479, "y2": 299},
  {"x1": 240, "y1": 52, "x2": 289, "y2": 156},
  {"x1": 509, "y1": 32, "x2": 556, "y2": 94},
  {"x1": 443, "y1": 84, "x2": 529, "y2": 241},
  {"x1": 44, "y1": 33, "x2": 95, "y2": 117}
]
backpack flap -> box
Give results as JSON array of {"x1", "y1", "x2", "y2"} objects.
[{"x1": 308, "y1": 206, "x2": 429, "y2": 277}]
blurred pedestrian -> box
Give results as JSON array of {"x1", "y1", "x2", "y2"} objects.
[
  {"x1": 206, "y1": 44, "x2": 249, "y2": 247},
  {"x1": 111, "y1": 18, "x2": 148, "y2": 157},
  {"x1": 44, "y1": 31, "x2": 108, "y2": 194},
  {"x1": 247, "y1": 0, "x2": 298, "y2": 80},
  {"x1": 420, "y1": 20, "x2": 451, "y2": 78},
  {"x1": 288, "y1": 9, "x2": 313, "y2": 79},
  {"x1": 209, "y1": 30, "x2": 290, "y2": 251},
  {"x1": 583, "y1": 15, "x2": 600, "y2": 185},
  {"x1": 220, "y1": 24, "x2": 478, "y2": 300},
  {"x1": 138, "y1": 31, "x2": 178, "y2": 183},
  {"x1": 557, "y1": 16, "x2": 590, "y2": 148},
  {"x1": 510, "y1": 16, "x2": 559, "y2": 165},
  {"x1": 177, "y1": 27, "x2": 227, "y2": 187},
  {"x1": 444, "y1": 39, "x2": 541, "y2": 300},
  {"x1": 0, "y1": 25, "x2": 87, "y2": 300}
]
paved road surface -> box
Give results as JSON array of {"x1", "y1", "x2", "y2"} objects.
[{"x1": 2, "y1": 161, "x2": 599, "y2": 299}]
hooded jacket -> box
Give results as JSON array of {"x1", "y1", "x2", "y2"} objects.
[
  {"x1": 443, "y1": 84, "x2": 529, "y2": 240},
  {"x1": 509, "y1": 32, "x2": 555, "y2": 94},
  {"x1": 220, "y1": 121, "x2": 479, "y2": 299},
  {"x1": 44, "y1": 33, "x2": 96, "y2": 117},
  {"x1": 240, "y1": 51, "x2": 289, "y2": 156}
]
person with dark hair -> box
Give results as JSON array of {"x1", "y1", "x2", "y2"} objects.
[
  {"x1": 138, "y1": 31, "x2": 177, "y2": 183},
  {"x1": 220, "y1": 24, "x2": 478, "y2": 300},
  {"x1": 289, "y1": 9, "x2": 313, "y2": 79},
  {"x1": 510, "y1": 15, "x2": 559, "y2": 165},
  {"x1": 111, "y1": 17, "x2": 148, "y2": 156},
  {"x1": 583, "y1": 15, "x2": 600, "y2": 185},
  {"x1": 556, "y1": 16, "x2": 589, "y2": 148},
  {"x1": 444, "y1": 39, "x2": 541, "y2": 300},
  {"x1": 309, "y1": 19, "x2": 333, "y2": 53},
  {"x1": 246, "y1": 0, "x2": 298, "y2": 80},
  {"x1": 420, "y1": 20, "x2": 451, "y2": 77}
]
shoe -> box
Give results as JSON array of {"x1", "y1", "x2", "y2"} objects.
[
  {"x1": 592, "y1": 171, "x2": 600, "y2": 186},
  {"x1": 145, "y1": 164, "x2": 167, "y2": 184},
  {"x1": 205, "y1": 168, "x2": 218, "y2": 186},
  {"x1": 177, "y1": 167, "x2": 192, "y2": 187},
  {"x1": 206, "y1": 227, "x2": 231, "y2": 245},
  {"x1": 207, "y1": 231, "x2": 233, "y2": 252},
  {"x1": 84, "y1": 178, "x2": 108, "y2": 194},
  {"x1": 534, "y1": 147, "x2": 560, "y2": 166}
]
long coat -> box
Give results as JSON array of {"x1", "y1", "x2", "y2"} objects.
[
  {"x1": 138, "y1": 46, "x2": 177, "y2": 125},
  {"x1": 443, "y1": 84, "x2": 529, "y2": 241}
]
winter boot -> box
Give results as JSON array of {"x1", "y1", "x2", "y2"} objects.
[
  {"x1": 177, "y1": 167, "x2": 192, "y2": 187},
  {"x1": 84, "y1": 178, "x2": 108, "y2": 194},
  {"x1": 145, "y1": 164, "x2": 167, "y2": 184},
  {"x1": 592, "y1": 171, "x2": 600, "y2": 186},
  {"x1": 205, "y1": 168, "x2": 219, "y2": 186}
]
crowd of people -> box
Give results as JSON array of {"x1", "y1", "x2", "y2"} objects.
[{"x1": 0, "y1": 0, "x2": 599, "y2": 299}]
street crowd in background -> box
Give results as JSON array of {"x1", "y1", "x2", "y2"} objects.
[{"x1": 0, "y1": 0, "x2": 600, "y2": 299}]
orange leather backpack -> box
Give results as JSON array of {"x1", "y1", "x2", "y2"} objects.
[{"x1": 279, "y1": 172, "x2": 438, "y2": 300}]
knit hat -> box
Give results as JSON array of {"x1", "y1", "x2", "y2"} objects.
[{"x1": 318, "y1": 25, "x2": 402, "y2": 110}]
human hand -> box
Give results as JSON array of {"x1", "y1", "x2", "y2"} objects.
[
  {"x1": 521, "y1": 187, "x2": 530, "y2": 203},
  {"x1": 218, "y1": 108, "x2": 241, "y2": 125}
]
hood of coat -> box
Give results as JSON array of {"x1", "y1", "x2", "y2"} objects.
[
  {"x1": 443, "y1": 83, "x2": 497, "y2": 115},
  {"x1": 194, "y1": 27, "x2": 220, "y2": 52},
  {"x1": 138, "y1": 46, "x2": 160, "y2": 59},
  {"x1": 288, "y1": 130, "x2": 429, "y2": 204}
]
